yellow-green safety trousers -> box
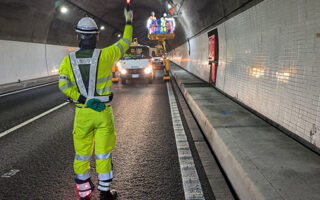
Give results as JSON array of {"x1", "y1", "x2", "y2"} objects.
[
  {"x1": 73, "y1": 105, "x2": 116, "y2": 181},
  {"x1": 58, "y1": 25, "x2": 132, "y2": 181}
]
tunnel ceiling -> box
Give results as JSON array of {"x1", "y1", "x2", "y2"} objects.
[{"x1": 0, "y1": 0, "x2": 255, "y2": 49}]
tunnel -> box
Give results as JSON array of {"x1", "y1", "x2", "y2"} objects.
[{"x1": 0, "y1": 0, "x2": 319, "y2": 199}]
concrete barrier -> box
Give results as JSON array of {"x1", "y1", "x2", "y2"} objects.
[{"x1": 0, "y1": 75, "x2": 58, "y2": 95}]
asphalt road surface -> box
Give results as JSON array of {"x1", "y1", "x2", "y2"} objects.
[{"x1": 0, "y1": 79, "x2": 213, "y2": 200}]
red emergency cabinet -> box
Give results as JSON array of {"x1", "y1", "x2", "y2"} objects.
[{"x1": 208, "y1": 29, "x2": 219, "y2": 85}]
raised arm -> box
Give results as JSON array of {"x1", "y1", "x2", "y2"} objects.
[{"x1": 102, "y1": 8, "x2": 133, "y2": 63}]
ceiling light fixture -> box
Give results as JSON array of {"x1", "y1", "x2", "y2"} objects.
[
  {"x1": 60, "y1": 6, "x2": 68, "y2": 14},
  {"x1": 100, "y1": 26, "x2": 105, "y2": 30}
]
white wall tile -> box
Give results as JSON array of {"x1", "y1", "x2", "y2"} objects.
[{"x1": 171, "y1": 0, "x2": 320, "y2": 149}]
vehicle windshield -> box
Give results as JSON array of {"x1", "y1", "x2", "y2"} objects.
[{"x1": 123, "y1": 46, "x2": 150, "y2": 59}]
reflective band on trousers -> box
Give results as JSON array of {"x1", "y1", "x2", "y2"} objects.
[
  {"x1": 99, "y1": 181, "x2": 111, "y2": 187},
  {"x1": 75, "y1": 154, "x2": 91, "y2": 161},
  {"x1": 98, "y1": 181, "x2": 111, "y2": 192},
  {"x1": 96, "y1": 153, "x2": 111, "y2": 160},
  {"x1": 98, "y1": 185, "x2": 110, "y2": 192},
  {"x1": 98, "y1": 171, "x2": 113, "y2": 181},
  {"x1": 77, "y1": 171, "x2": 90, "y2": 180},
  {"x1": 69, "y1": 49, "x2": 112, "y2": 102}
]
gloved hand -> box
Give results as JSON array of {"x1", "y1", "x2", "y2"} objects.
[
  {"x1": 124, "y1": 7, "x2": 133, "y2": 23},
  {"x1": 85, "y1": 99, "x2": 106, "y2": 112}
]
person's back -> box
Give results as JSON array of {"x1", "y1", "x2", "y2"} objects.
[{"x1": 58, "y1": 7, "x2": 133, "y2": 200}]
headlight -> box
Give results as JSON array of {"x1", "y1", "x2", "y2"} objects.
[
  {"x1": 118, "y1": 65, "x2": 122, "y2": 71},
  {"x1": 144, "y1": 65, "x2": 153, "y2": 74},
  {"x1": 120, "y1": 69, "x2": 127, "y2": 74},
  {"x1": 117, "y1": 62, "x2": 123, "y2": 71}
]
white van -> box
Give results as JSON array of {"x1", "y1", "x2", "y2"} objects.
[{"x1": 117, "y1": 45, "x2": 154, "y2": 84}]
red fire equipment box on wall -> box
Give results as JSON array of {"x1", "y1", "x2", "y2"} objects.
[{"x1": 208, "y1": 29, "x2": 219, "y2": 85}]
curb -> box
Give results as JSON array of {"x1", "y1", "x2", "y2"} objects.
[{"x1": 0, "y1": 75, "x2": 58, "y2": 95}]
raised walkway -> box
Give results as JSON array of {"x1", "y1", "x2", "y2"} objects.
[{"x1": 170, "y1": 62, "x2": 320, "y2": 200}]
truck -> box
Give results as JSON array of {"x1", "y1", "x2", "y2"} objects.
[
  {"x1": 116, "y1": 39, "x2": 155, "y2": 84},
  {"x1": 148, "y1": 28, "x2": 175, "y2": 80}
]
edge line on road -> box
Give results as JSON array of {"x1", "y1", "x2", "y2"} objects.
[
  {"x1": 167, "y1": 82, "x2": 205, "y2": 200},
  {"x1": 0, "y1": 81, "x2": 58, "y2": 98},
  {"x1": 0, "y1": 102, "x2": 69, "y2": 139}
]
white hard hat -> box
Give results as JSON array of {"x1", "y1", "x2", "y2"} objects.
[{"x1": 76, "y1": 17, "x2": 99, "y2": 34}]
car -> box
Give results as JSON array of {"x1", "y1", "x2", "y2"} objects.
[{"x1": 151, "y1": 56, "x2": 165, "y2": 70}]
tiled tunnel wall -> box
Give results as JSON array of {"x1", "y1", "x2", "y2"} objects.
[{"x1": 171, "y1": 0, "x2": 320, "y2": 149}]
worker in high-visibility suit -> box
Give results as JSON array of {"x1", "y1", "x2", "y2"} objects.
[
  {"x1": 58, "y1": 7, "x2": 133, "y2": 200},
  {"x1": 167, "y1": 15, "x2": 175, "y2": 33},
  {"x1": 147, "y1": 11, "x2": 157, "y2": 34},
  {"x1": 160, "y1": 13, "x2": 168, "y2": 33}
]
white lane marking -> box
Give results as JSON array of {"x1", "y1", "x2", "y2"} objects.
[
  {"x1": 0, "y1": 81, "x2": 58, "y2": 98},
  {"x1": 1, "y1": 169, "x2": 20, "y2": 178},
  {"x1": 167, "y1": 82, "x2": 205, "y2": 200},
  {"x1": 0, "y1": 102, "x2": 69, "y2": 139}
]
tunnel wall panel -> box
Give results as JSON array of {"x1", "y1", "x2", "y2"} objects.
[
  {"x1": 45, "y1": 44, "x2": 78, "y2": 76},
  {"x1": 0, "y1": 40, "x2": 75, "y2": 85},
  {"x1": 171, "y1": 34, "x2": 209, "y2": 81},
  {"x1": 171, "y1": 0, "x2": 320, "y2": 149},
  {"x1": 216, "y1": 23, "x2": 227, "y2": 91}
]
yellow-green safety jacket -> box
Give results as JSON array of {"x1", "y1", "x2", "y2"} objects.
[{"x1": 59, "y1": 25, "x2": 132, "y2": 105}]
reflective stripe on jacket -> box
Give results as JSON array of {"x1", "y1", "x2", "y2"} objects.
[{"x1": 58, "y1": 25, "x2": 133, "y2": 103}]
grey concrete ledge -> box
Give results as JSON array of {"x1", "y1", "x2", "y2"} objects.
[
  {"x1": 170, "y1": 63, "x2": 320, "y2": 200},
  {"x1": 0, "y1": 75, "x2": 58, "y2": 95}
]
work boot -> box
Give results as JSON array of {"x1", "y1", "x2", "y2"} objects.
[
  {"x1": 99, "y1": 190, "x2": 118, "y2": 200},
  {"x1": 75, "y1": 178, "x2": 95, "y2": 200}
]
